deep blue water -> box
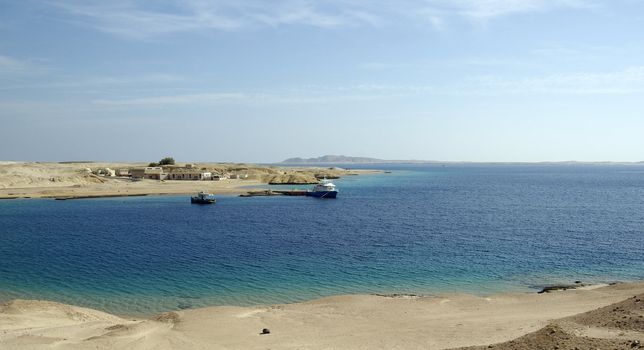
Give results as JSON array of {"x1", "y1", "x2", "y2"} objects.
[{"x1": 1, "y1": 164, "x2": 644, "y2": 315}]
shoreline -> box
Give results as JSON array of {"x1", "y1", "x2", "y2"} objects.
[
  {"x1": 0, "y1": 181, "x2": 258, "y2": 200},
  {"x1": 0, "y1": 280, "x2": 621, "y2": 319},
  {"x1": 0, "y1": 162, "x2": 380, "y2": 200},
  {"x1": 2, "y1": 281, "x2": 643, "y2": 349}
]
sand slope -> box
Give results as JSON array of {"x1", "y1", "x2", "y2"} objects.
[
  {"x1": 1, "y1": 282, "x2": 643, "y2": 349},
  {"x1": 459, "y1": 289, "x2": 644, "y2": 350}
]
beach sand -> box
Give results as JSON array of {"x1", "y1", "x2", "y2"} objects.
[{"x1": 1, "y1": 282, "x2": 643, "y2": 349}]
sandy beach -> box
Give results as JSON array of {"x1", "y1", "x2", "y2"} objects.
[
  {"x1": 1, "y1": 282, "x2": 643, "y2": 349},
  {"x1": 0, "y1": 162, "x2": 373, "y2": 199}
]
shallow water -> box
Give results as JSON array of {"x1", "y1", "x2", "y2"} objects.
[{"x1": 1, "y1": 164, "x2": 643, "y2": 315}]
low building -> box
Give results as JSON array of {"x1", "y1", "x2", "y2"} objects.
[
  {"x1": 116, "y1": 169, "x2": 130, "y2": 176},
  {"x1": 130, "y1": 167, "x2": 167, "y2": 180},
  {"x1": 129, "y1": 168, "x2": 145, "y2": 178},
  {"x1": 166, "y1": 171, "x2": 211, "y2": 181}
]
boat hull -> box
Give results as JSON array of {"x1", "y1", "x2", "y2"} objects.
[
  {"x1": 305, "y1": 191, "x2": 338, "y2": 198},
  {"x1": 191, "y1": 198, "x2": 216, "y2": 204}
]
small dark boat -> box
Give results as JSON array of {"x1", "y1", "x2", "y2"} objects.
[{"x1": 191, "y1": 192, "x2": 216, "y2": 204}]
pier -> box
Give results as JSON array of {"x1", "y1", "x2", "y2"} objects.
[{"x1": 239, "y1": 189, "x2": 308, "y2": 197}]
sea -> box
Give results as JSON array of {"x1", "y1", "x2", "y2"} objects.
[{"x1": 1, "y1": 164, "x2": 643, "y2": 316}]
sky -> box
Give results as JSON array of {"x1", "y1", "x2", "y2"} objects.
[{"x1": 1, "y1": 0, "x2": 643, "y2": 163}]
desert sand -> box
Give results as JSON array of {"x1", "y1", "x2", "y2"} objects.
[
  {"x1": 0, "y1": 162, "x2": 372, "y2": 199},
  {"x1": 1, "y1": 282, "x2": 643, "y2": 349}
]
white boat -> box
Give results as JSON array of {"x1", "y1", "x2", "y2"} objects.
[{"x1": 306, "y1": 178, "x2": 338, "y2": 198}]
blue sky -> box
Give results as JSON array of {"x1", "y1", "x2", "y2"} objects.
[{"x1": 1, "y1": 0, "x2": 643, "y2": 162}]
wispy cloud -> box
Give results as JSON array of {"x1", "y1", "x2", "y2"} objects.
[
  {"x1": 86, "y1": 66, "x2": 644, "y2": 108},
  {"x1": 465, "y1": 66, "x2": 644, "y2": 94},
  {"x1": 90, "y1": 90, "x2": 390, "y2": 107},
  {"x1": 47, "y1": 0, "x2": 381, "y2": 38},
  {"x1": 92, "y1": 92, "x2": 247, "y2": 106},
  {"x1": 49, "y1": 1, "x2": 242, "y2": 38},
  {"x1": 422, "y1": 0, "x2": 595, "y2": 19},
  {"x1": 359, "y1": 56, "x2": 541, "y2": 72},
  {"x1": 43, "y1": 0, "x2": 595, "y2": 38},
  {"x1": 335, "y1": 67, "x2": 644, "y2": 95},
  {"x1": 0, "y1": 73, "x2": 186, "y2": 91},
  {"x1": 0, "y1": 55, "x2": 29, "y2": 75},
  {"x1": 6, "y1": 65, "x2": 641, "y2": 114}
]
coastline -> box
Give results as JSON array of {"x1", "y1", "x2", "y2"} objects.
[
  {"x1": 0, "y1": 162, "x2": 379, "y2": 200},
  {"x1": 1, "y1": 281, "x2": 643, "y2": 349},
  {"x1": 0, "y1": 179, "x2": 260, "y2": 200}
]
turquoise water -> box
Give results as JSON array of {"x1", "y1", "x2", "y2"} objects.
[{"x1": 1, "y1": 164, "x2": 644, "y2": 316}]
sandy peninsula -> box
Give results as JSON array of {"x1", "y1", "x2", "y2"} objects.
[
  {"x1": 1, "y1": 282, "x2": 643, "y2": 349},
  {"x1": 0, "y1": 161, "x2": 374, "y2": 199}
]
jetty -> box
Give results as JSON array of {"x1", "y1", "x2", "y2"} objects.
[
  {"x1": 240, "y1": 189, "x2": 308, "y2": 197},
  {"x1": 53, "y1": 194, "x2": 150, "y2": 200}
]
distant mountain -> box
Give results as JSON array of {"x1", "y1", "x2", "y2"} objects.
[
  {"x1": 281, "y1": 155, "x2": 435, "y2": 164},
  {"x1": 282, "y1": 155, "x2": 386, "y2": 164},
  {"x1": 279, "y1": 156, "x2": 644, "y2": 165}
]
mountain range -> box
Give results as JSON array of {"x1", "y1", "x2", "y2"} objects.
[{"x1": 281, "y1": 155, "x2": 428, "y2": 164}]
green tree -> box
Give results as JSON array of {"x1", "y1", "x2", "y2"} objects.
[{"x1": 158, "y1": 157, "x2": 175, "y2": 166}]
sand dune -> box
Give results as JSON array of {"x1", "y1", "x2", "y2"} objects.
[{"x1": 1, "y1": 282, "x2": 643, "y2": 349}]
